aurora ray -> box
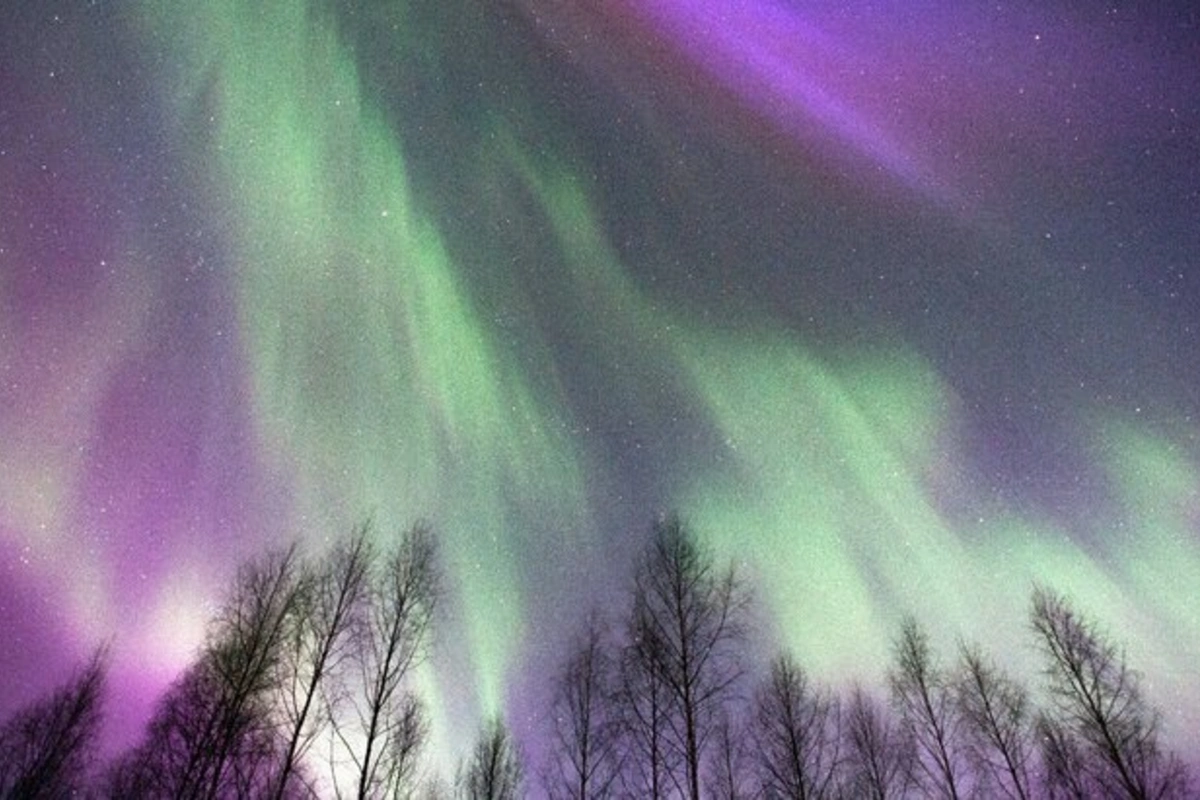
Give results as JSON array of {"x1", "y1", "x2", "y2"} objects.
[{"x1": 1, "y1": 0, "x2": 1198, "y2": 774}]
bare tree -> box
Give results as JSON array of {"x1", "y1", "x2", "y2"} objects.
[
  {"x1": 1030, "y1": 586, "x2": 1190, "y2": 800},
  {"x1": 542, "y1": 615, "x2": 621, "y2": 800},
  {"x1": 105, "y1": 545, "x2": 304, "y2": 798},
  {"x1": 751, "y1": 653, "x2": 841, "y2": 800},
  {"x1": 203, "y1": 543, "x2": 305, "y2": 799},
  {"x1": 888, "y1": 617, "x2": 967, "y2": 800},
  {"x1": 1036, "y1": 713, "x2": 1094, "y2": 800},
  {"x1": 707, "y1": 710, "x2": 753, "y2": 800},
  {"x1": 625, "y1": 515, "x2": 749, "y2": 800},
  {"x1": 331, "y1": 522, "x2": 440, "y2": 800},
  {"x1": 842, "y1": 686, "x2": 909, "y2": 800},
  {"x1": 273, "y1": 525, "x2": 373, "y2": 800},
  {"x1": 375, "y1": 691, "x2": 429, "y2": 799},
  {"x1": 0, "y1": 646, "x2": 107, "y2": 798},
  {"x1": 616, "y1": 617, "x2": 678, "y2": 800},
  {"x1": 458, "y1": 716, "x2": 524, "y2": 800},
  {"x1": 954, "y1": 643, "x2": 1035, "y2": 800}
]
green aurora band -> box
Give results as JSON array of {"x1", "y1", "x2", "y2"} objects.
[{"x1": 126, "y1": 0, "x2": 1200, "y2": 761}]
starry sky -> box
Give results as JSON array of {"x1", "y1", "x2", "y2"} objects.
[{"x1": 2, "y1": 0, "x2": 1199, "y2": 772}]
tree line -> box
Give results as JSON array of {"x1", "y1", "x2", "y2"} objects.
[{"x1": 0, "y1": 515, "x2": 1191, "y2": 798}]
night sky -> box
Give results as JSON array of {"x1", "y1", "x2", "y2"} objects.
[{"x1": 2, "y1": 0, "x2": 1199, "y2": 773}]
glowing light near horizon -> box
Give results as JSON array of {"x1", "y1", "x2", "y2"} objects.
[{"x1": 1, "y1": 0, "x2": 1198, "y2": 773}]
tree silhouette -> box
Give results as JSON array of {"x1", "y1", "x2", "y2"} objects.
[
  {"x1": 624, "y1": 515, "x2": 748, "y2": 800},
  {"x1": 0, "y1": 646, "x2": 107, "y2": 798},
  {"x1": 104, "y1": 545, "x2": 304, "y2": 798},
  {"x1": 954, "y1": 642, "x2": 1035, "y2": 800},
  {"x1": 1030, "y1": 586, "x2": 1190, "y2": 800},
  {"x1": 888, "y1": 617, "x2": 967, "y2": 800},
  {"x1": 616, "y1": 613, "x2": 678, "y2": 800},
  {"x1": 542, "y1": 614, "x2": 621, "y2": 800},
  {"x1": 330, "y1": 522, "x2": 440, "y2": 800},
  {"x1": 1036, "y1": 712, "x2": 1093, "y2": 800},
  {"x1": 751, "y1": 653, "x2": 842, "y2": 800},
  {"x1": 126, "y1": 661, "x2": 294, "y2": 797},
  {"x1": 14, "y1": 511, "x2": 1197, "y2": 798},
  {"x1": 707, "y1": 710, "x2": 752, "y2": 800},
  {"x1": 842, "y1": 686, "x2": 910, "y2": 800},
  {"x1": 458, "y1": 716, "x2": 524, "y2": 800},
  {"x1": 272, "y1": 525, "x2": 373, "y2": 800}
]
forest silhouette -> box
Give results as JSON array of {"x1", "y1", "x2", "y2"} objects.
[{"x1": 0, "y1": 516, "x2": 1191, "y2": 799}]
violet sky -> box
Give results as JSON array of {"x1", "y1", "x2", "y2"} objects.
[{"x1": 1, "y1": 0, "x2": 1199, "y2": 771}]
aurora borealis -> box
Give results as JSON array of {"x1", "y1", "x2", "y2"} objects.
[{"x1": 2, "y1": 0, "x2": 1199, "y2": 776}]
